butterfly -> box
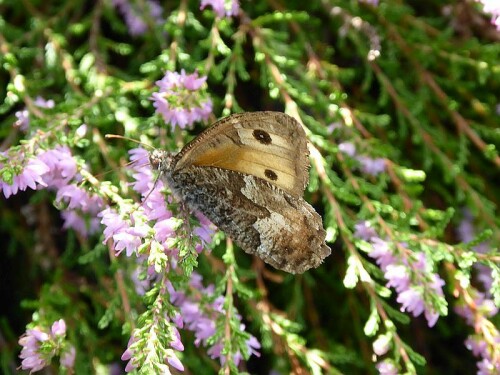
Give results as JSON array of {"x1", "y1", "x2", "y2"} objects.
[{"x1": 149, "y1": 111, "x2": 330, "y2": 273}]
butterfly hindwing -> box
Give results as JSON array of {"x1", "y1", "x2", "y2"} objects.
[{"x1": 168, "y1": 166, "x2": 330, "y2": 274}]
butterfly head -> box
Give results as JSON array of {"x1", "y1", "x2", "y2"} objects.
[{"x1": 149, "y1": 149, "x2": 175, "y2": 176}]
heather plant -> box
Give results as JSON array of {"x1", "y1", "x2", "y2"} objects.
[{"x1": 1, "y1": 1, "x2": 499, "y2": 374}]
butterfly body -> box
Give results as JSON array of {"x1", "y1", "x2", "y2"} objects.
[{"x1": 150, "y1": 112, "x2": 330, "y2": 273}]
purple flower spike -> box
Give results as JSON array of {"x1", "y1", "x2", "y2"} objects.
[
  {"x1": 18, "y1": 319, "x2": 72, "y2": 373},
  {"x1": 151, "y1": 70, "x2": 212, "y2": 130},
  {"x1": 112, "y1": 0, "x2": 164, "y2": 36},
  {"x1": 0, "y1": 154, "x2": 50, "y2": 198},
  {"x1": 200, "y1": 0, "x2": 240, "y2": 18},
  {"x1": 357, "y1": 156, "x2": 386, "y2": 176},
  {"x1": 51, "y1": 319, "x2": 66, "y2": 336}
]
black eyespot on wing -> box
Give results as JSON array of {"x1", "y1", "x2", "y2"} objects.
[
  {"x1": 264, "y1": 169, "x2": 278, "y2": 181},
  {"x1": 253, "y1": 129, "x2": 272, "y2": 145}
]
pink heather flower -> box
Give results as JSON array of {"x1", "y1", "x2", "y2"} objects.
[
  {"x1": 51, "y1": 319, "x2": 66, "y2": 336},
  {"x1": 61, "y1": 346, "x2": 76, "y2": 368},
  {"x1": 156, "y1": 70, "x2": 207, "y2": 92},
  {"x1": 61, "y1": 209, "x2": 101, "y2": 237},
  {"x1": 0, "y1": 154, "x2": 50, "y2": 198},
  {"x1": 56, "y1": 184, "x2": 104, "y2": 236},
  {"x1": 456, "y1": 208, "x2": 493, "y2": 292},
  {"x1": 376, "y1": 360, "x2": 398, "y2": 375},
  {"x1": 14, "y1": 109, "x2": 30, "y2": 131},
  {"x1": 167, "y1": 275, "x2": 260, "y2": 366},
  {"x1": 75, "y1": 123, "x2": 88, "y2": 138},
  {"x1": 193, "y1": 317, "x2": 216, "y2": 345},
  {"x1": 373, "y1": 335, "x2": 390, "y2": 356},
  {"x1": 151, "y1": 70, "x2": 213, "y2": 130},
  {"x1": 124, "y1": 358, "x2": 136, "y2": 373},
  {"x1": 477, "y1": 0, "x2": 500, "y2": 30},
  {"x1": 38, "y1": 146, "x2": 78, "y2": 188},
  {"x1": 357, "y1": 156, "x2": 386, "y2": 176},
  {"x1": 464, "y1": 335, "x2": 500, "y2": 375},
  {"x1": 56, "y1": 185, "x2": 94, "y2": 210},
  {"x1": 172, "y1": 312, "x2": 184, "y2": 329},
  {"x1": 112, "y1": 0, "x2": 164, "y2": 36},
  {"x1": 207, "y1": 342, "x2": 223, "y2": 361},
  {"x1": 384, "y1": 264, "x2": 410, "y2": 293},
  {"x1": 354, "y1": 220, "x2": 377, "y2": 241},
  {"x1": 13, "y1": 97, "x2": 55, "y2": 131},
  {"x1": 167, "y1": 352, "x2": 184, "y2": 372},
  {"x1": 129, "y1": 147, "x2": 157, "y2": 196},
  {"x1": 126, "y1": 14, "x2": 147, "y2": 35},
  {"x1": 327, "y1": 122, "x2": 342, "y2": 133},
  {"x1": 245, "y1": 335, "x2": 261, "y2": 358},
  {"x1": 122, "y1": 329, "x2": 184, "y2": 373},
  {"x1": 121, "y1": 337, "x2": 137, "y2": 372},
  {"x1": 170, "y1": 329, "x2": 184, "y2": 351},
  {"x1": 18, "y1": 328, "x2": 50, "y2": 373},
  {"x1": 153, "y1": 217, "x2": 178, "y2": 243},
  {"x1": 465, "y1": 336, "x2": 489, "y2": 357},
  {"x1": 100, "y1": 208, "x2": 147, "y2": 256},
  {"x1": 189, "y1": 273, "x2": 204, "y2": 289},
  {"x1": 397, "y1": 288, "x2": 425, "y2": 316},
  {"x1": 193, "y1": 212, "x2": 216, "y2": 246},
  {"x1": 115, "y1": 226, "x2": 149, "y2": 257},
  {"x1": 477, "y1": 357, "x2": 500, "y2": 375},
  {"x1": 455, "y1": 292, "x2": 498, "y2": 326},
  {"x1": 366, "y1": 236, "x2": 444, "y2": 327},
  {"x1": 33, "y1": 96, "x2": 55, "y2": 109},
  {"x1": 368, "y1": 238, "x2": 395, "y2": 270},
  {"x1": 1, "y1": 146, "x2": 103, "y2": 237},
  {"x1": 100, "y1": 207, "x2": 128, "y2": 243},
  {"x1": 361, "y1": 0, "x2": 379, "y2": 6},
  {"x1": 143, "y1": 190, "x2": 172, "y2": 221},
  {"x1": 18, "y1": 319, "x2": 72, "y2": 373},
  {"x1": 338, "y1": 142, "x2": 356, "y2": 157},
  {"x1": 200, "y1": 0, "x2": 240, "y2": 18}
]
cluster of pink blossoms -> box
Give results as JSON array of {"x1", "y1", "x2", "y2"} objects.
[
  {"x1": 111, "y1": 0, "x2": 164, "y2": 36},
  {"x1": 354, "y1": 221, "x2": 445, "y2": 328},
  {"x1": 455, "y1": 210, "x2": 500, "y2": 374},
  {"x1": 122, "y1": 324, "x2": 185, "y2": 373},
  {"x1": 0, "y1": 144, "x2": 104, "y2": 237},
  {"x1": 476, "y1": 0, "x2": 500, "y2": 30},
  {"x1": 167, "y1": 273, "x2": 260, "y2": 367},
  {"x1": 122, "y1": 273, "x2": 260, "y2": 373},
  {"x1": 18, "y1": 319, "x2": 75, "y2": 373},
  {"x1": 455, "y1": 291, "x2": 500, "y2": 375},
  {"x1": 99, "y1": 147, "x2": 215, "y2": 264},
  {"x1": 338, "y1": 141, "x2": 386, "y2": 176},
  {"x1": 354, "y1": 221, "x2": 447, "y2": 374},
  {"x1": 151, "y1": 70, "x2": 213, "y2": 130},
  {"x1": 200, "y1": 0, "x2": 240, "y2": 18},
  {"x1": 14, "y1": 96, "x2": 55, "y2": 131}
]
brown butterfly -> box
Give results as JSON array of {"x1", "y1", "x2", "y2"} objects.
[{"x1": 149, "y1": 112, "x2": 330, "y2": 273}]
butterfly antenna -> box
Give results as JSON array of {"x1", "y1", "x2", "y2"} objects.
[
  {"x1": 122, "y1": 160, "x2": 151, "y2": 169},
  {"x1": 105, "y1": 134, "x2": 155, "y2": 149}
]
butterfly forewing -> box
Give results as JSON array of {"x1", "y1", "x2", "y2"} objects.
[{"x1": 173, "y1": 112, "x2": 309, "y2": 198}]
